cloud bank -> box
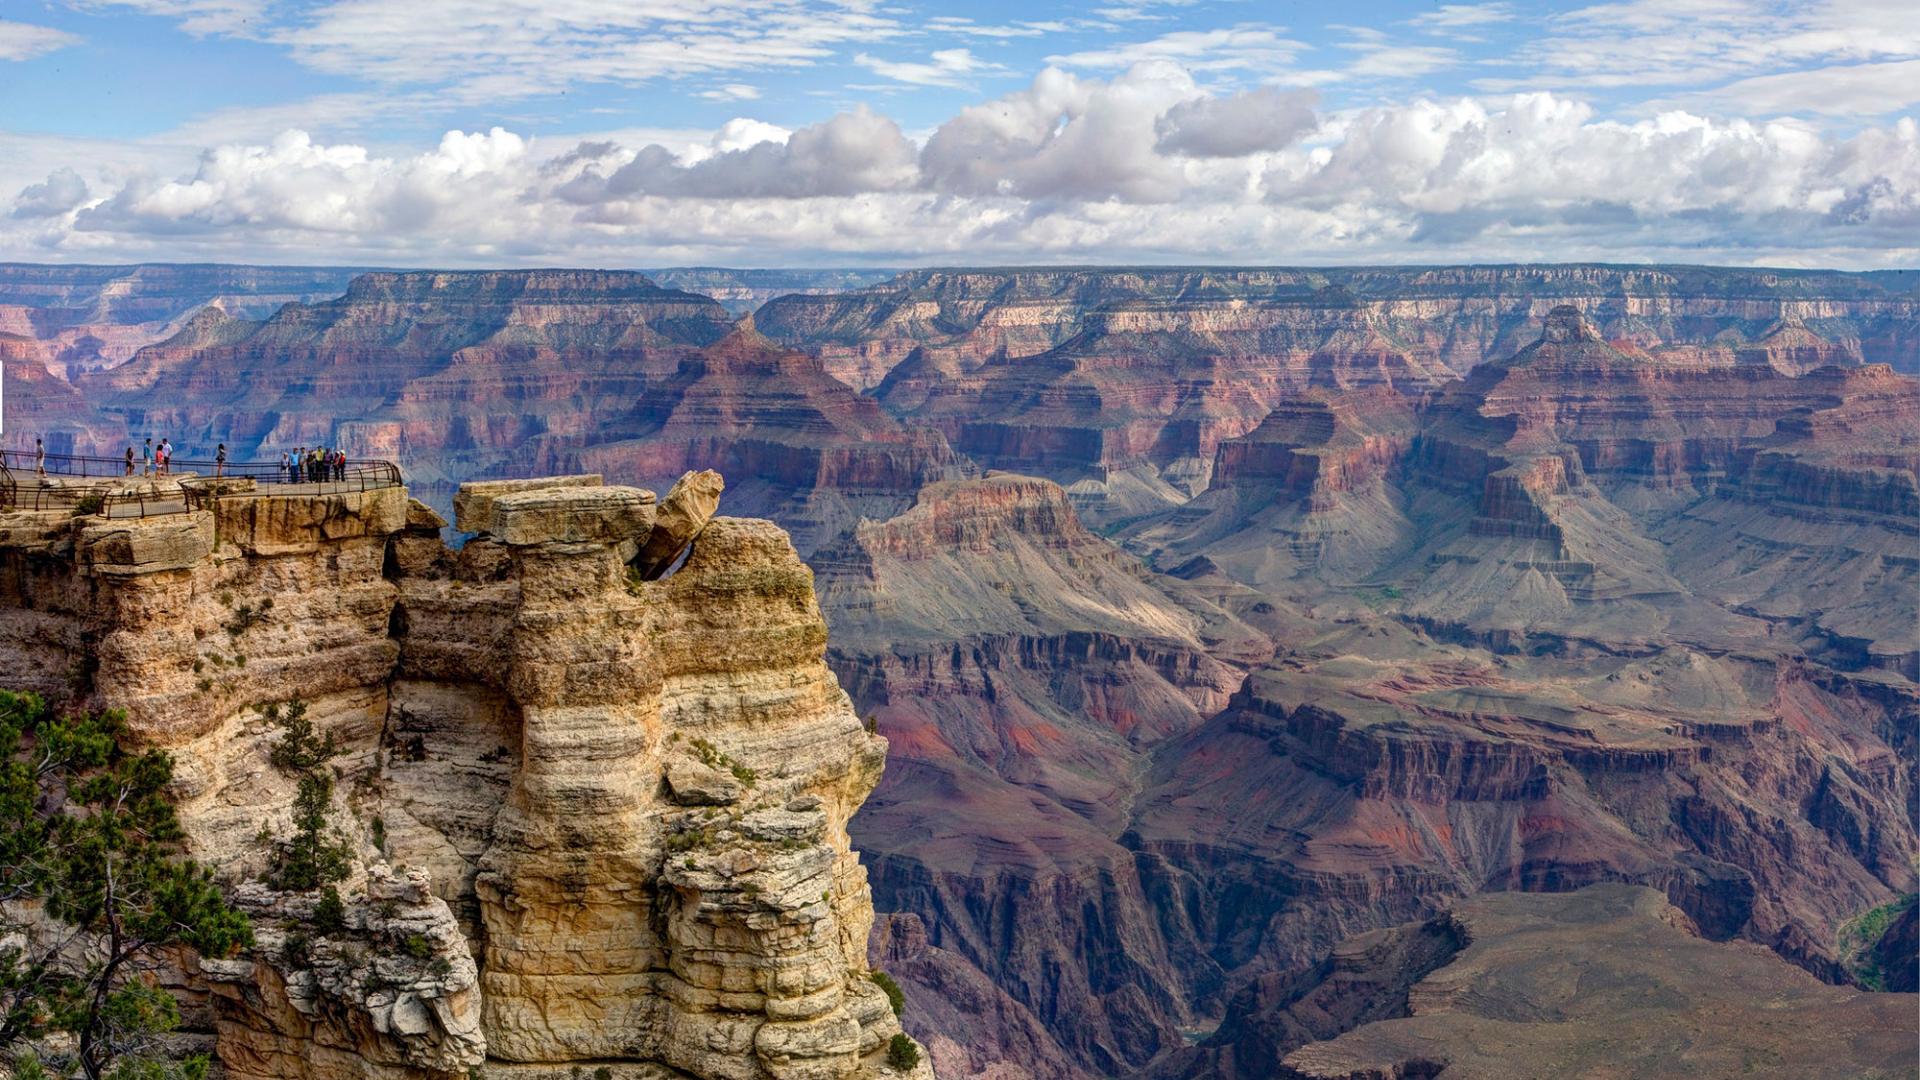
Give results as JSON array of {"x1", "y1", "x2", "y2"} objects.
[{"x1": 6, "y1": 63, "x2": 1917, "y2": 267}]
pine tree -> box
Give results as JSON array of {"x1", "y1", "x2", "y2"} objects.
[{"x1": 0, "y1": 690, "x2": 251, "y2": 1080}]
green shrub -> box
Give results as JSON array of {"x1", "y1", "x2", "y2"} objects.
[
  {"x1": 869, "y1": 970, "x2": 905, "y2": 1017},
  {"x1": 313, "y1": 885, "x2": 348, "y2": 935},
  {"x1": 886, "y1": 1032, "x2": 921, "y2": 1071}
]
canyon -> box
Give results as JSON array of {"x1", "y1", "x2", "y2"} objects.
[{"x1": 1, "y1": 262, "x2": 1915, "y2": 1080}]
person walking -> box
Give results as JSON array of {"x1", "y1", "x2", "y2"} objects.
[
  {"x1": 141, "y1": 438, "x2": 153, "y2": 478},
  {"x1": 34, "y1": 438, "x2": 46, "y2": 479},
  {"x1": 124, "y1": 446, "x2": 135, "y2": 476},
  {"x1": 215, "y1": 443, "x2": 228, "y2": 478}
]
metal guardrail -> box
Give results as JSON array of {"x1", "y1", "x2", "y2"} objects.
[{"x1": 0, "y1": 450, "x2": 403, "y2": 518}]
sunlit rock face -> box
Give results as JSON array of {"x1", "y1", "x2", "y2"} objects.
[{"x1": 0, "y1": 472, "x2": 928, "y2": 1080}]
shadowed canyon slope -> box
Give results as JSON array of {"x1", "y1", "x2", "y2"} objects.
[{"x1": 2, "y1": 264, "x2": 1916, "y2": 1080}]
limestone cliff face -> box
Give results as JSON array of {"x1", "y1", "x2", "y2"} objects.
[{"x1": 0, "y1": 472, "x2": 926, "y2": 1080}]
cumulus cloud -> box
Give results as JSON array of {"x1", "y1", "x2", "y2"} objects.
[
  {"x1": 12, "y1": 169, "x2": 92, "y2": 218},
  {"x1": 1155, "y1": 88, "x2": 1318, "y2": 158},
  {"x1": 74, "y1": 128, "x2": 531, "y2": 237},
  {"x1": 557, "y1": 108, "x2": 917, "y2": 201},
  {"x1": 0, "y1": 20, "x2": 81, "y2": 61},
  {"x1": 920, "y1": 64, "x2": 1203, "y2": 201},
  {"x1": 3, "y1": 68, "x2": 1916, "y2": 268}
]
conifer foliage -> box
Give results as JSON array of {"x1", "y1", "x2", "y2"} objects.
[{"x1": 0, "y1": 690, "x2": 251, "y2": 1080}]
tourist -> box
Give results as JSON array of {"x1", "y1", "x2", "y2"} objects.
[
  {"x1": 34, "y1": 438, "x2": 45, "y2": 478},
  {"x1": 333, "y1": 448, "x2": 346, "y2": 481},
  {"x1": 281, "y1": 449, "x2": 293, "y2": 483},
  {"x1": 124, "y1": 446, "x2": 135, "y2": 476},
  {"x1": 157, "y1": 438, "x2": 171, "y2": 476},
  {"x1": 215, "y1": 443, "x2": 228, "y2": 478},
  {"x1": 141, "y1": 438, "x2": 153, "y2": 477}
]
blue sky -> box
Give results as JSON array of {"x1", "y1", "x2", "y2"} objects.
[{"x1": 1, "y1": 0, "x2": 1916, "y2": 267}]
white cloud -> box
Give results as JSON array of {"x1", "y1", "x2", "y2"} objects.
[
  {"x1": 1410, "y1": 3, "x2": 1515, "y2": 29},
  {"x1": 855, "y1": 48, "x2": 998, "y2": 89},
  {"x1": 3, "y1": 72, "x2": 1916, "y2": 269},
  {"x1": 1155, "y1": 87, "x2": 1318, "y2": 158},
  {"x1": 925, "y1": 17, "x2": 1063, "y2": 39},
  {"x1": 919, "y1": 64, "x2": 1204, "y2": 202},
  {"x1": 70, "y1": 1, "x2": 268, "y2": 37},
  {"x1": 558, "y1": 107, "x2": 917, "y2": 200},
  {"x1": 0, "y1": 20, "x2": 81, "y2": 60},
  {"x1": 701, "y1": 84, "x2": 763, "y2": 101},
  {"x1": 1668, "y1": 59, "x2": 1920, "y2": 117},
  {"x1": 1484, "y1": 0, "x2": 1920, "y2": 92},
  {"x1": 1049, "y1": 24, "x2": 1309, "y2": 73},
  {"x1": 11, "y1": 168, "x2": 92, "y2": 218}
]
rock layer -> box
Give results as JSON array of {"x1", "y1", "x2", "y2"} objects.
[{"x1": 0, "y1": 474, "x2": 927, "y2": 1080}]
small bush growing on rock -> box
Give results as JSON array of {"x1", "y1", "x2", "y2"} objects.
[
  {"x1": 594, "y1": 1069, "x2": 613, "y2": 1080},
  {"x1": 887, "y1": 1033, "x2": 921, "y2": 1071},
  {"x1": 313, "y1": 885, "x2": 348, "y2": 935},
  {"x1": 402, "y1": 933, "x2": 434, "y2": 960},
  {"x1": 71, "y1": 492, "x2": 104, "y2": 516},
  {"x1": 690, "y1": 737, "x2": 756, "y2": 787},
  {"x1": 869, "y1": 970, "x2": 905, "y2": 1017},
  {"x1": 264, "y1": 700, "x2": 352, "y2": 891}
]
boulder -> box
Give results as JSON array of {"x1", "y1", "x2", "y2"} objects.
[
  {"x1": 486, "y1": 485, "x2": 658, "y2": 547},
  {"x1": 634, "y1": 469, "x2": 725, "y2": 579},
  {"x1": 453, "y1": 474, "x2": 604, "y2": 535}
]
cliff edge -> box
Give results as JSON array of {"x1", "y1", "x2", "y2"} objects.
[{"x1": 0, "y1": 469, "x2": 930, "y2": 1080}]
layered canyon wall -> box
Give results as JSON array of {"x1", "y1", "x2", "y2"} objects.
[{"x1": 0, "y1": 470, "x2": 928, "y2": 1080}]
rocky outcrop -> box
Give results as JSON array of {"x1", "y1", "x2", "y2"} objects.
[
  {"x1": 0, "y1": 473, "x2": 927, "y2": 1080},
  {"x1": 1273, "y1": 886, "x2": 1918, "y2": 1080}
]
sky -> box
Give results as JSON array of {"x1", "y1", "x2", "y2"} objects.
[{"x1": 0, "y1": 0, "x2": 1916, "y2": 269}]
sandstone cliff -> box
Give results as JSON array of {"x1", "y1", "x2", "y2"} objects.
[{"x1": 0, "y1": 471, "x2": 928, "y2": 1080}]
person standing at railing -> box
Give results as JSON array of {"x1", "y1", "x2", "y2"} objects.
[
  {"x1": 215, "y1": 443, "x2": 228, "y2": 478},
  {"x1": 333, "y1": 448, "x2": 346, "y2": 482},
  {"x1": 141, "y1": 438, "x2": 153, "y2": 477},
  {"x1": 124, "y1": 446, "x2": 135, "y2": 477},
  {"x1": 158, "y1": 437, "x2": 172, "y2": 476},
  {"x1": 34, "y1": 438, "x2": 45, "y2": 479},
  {"x1": 280, "y1": 449, "x2": 292, "y2": 483}
]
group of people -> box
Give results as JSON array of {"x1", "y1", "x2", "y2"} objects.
[
  {"x1": 114, "y1": 437, "x2": 229, "y2": 477},
  {"x1": 24, "y1": 436, "x2": 348, "y2": 484},
  {"x1": 119, "y1": 437, "x2": 177, "y2": 477},
  {"x1": 281, "y1": 446, "x2": 349, "y2": 484}
]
